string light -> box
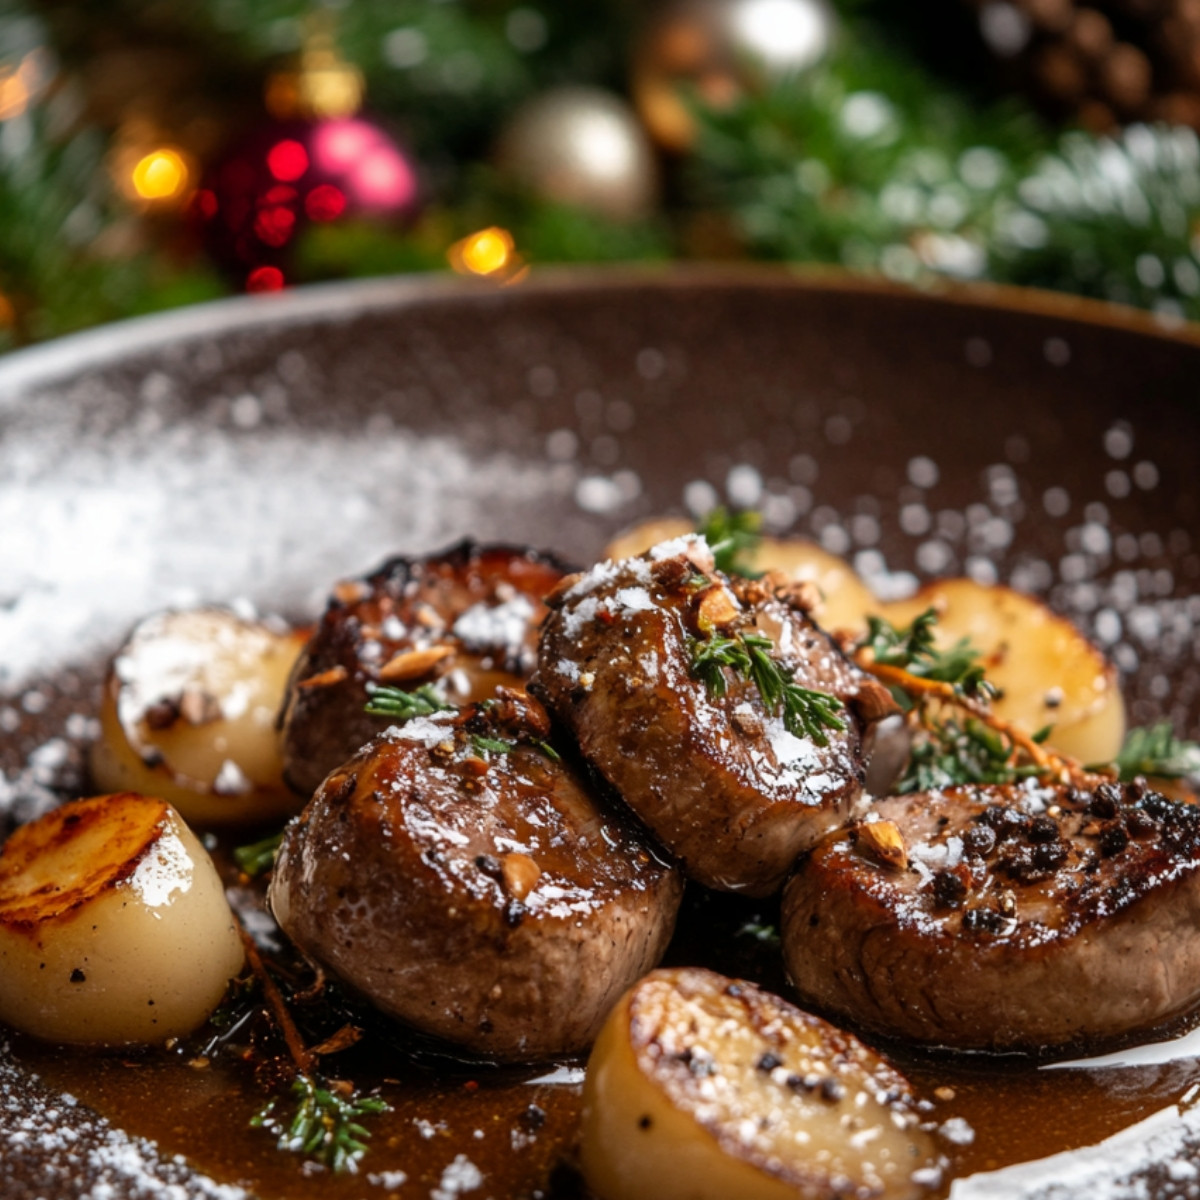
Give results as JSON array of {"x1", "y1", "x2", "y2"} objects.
[
  {"x1": 449, "y1": 227, "x2": 527, "y2": 281},
  {"x1": 130, "y1": 148, "x2": 191, "y2": 203}
]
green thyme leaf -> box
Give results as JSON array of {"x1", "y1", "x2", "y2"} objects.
[
  {"x1": 689, "y1": 631, "x2": 844, "y2": 746},
  {"x1": 898, "y1": 716, "x2": 1041, "y2": 793},
  {"x1": 862, "y1": 608, "x2": 995, "y2": 698},
  {"x1": 471, "y1": 734, "x2": 514, "y2": 755},
  {"x1": 233, "y1": 831, "x2": 284, "y2": 878},
  {"x1": 698, "y1": 506, "x2": 763, "y2": 577},
  {"x1": 1103, "y1": 722, "x2": 1200, "y2": 781},
  {"x1": 252, "y1": 1075, "x2": 388, "y2": 1174},
  {"x1": 364, "y1": 682, "x2": 453, "y2": 720}
]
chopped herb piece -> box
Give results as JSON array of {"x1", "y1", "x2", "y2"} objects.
[
  {"x1": 688, "y1": 631, "x2": 844, "y2": 746},
  {"x1": 233, "y1": 831, "x2": 284, "y2": 878},
  {"x1": 736, "y1": 920, "x2": 781, "y2": 946},
  {"x1": 364, "y1": 682, "x2": 453, "y2": 720},
  {"x1": 861, "y1": 609, "x2": 995, "y2": 698},
  {"x1": 1104, "y1": 722, "x2": 1200, "y2": 781},
  {"x1": 531, "y1": 739, "x2": 562, "y2": 761},
  {"x1": 698, "y1": 506, "x2": 763, "y2": 577},
  {"x1": 471, "y1": 734, "x2": 513, "y2": 755},
  {"x1": 252, "y1": 1075, "x2": 388, "y2": 1174}
]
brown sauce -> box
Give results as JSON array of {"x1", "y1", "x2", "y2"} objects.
[{"x1": 8, "y1": 866, "x2": 1200, "y2": 1198}]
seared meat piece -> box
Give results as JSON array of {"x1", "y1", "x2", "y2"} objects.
[
  {"x1": 782, "y1": 780, "x2": 1200, "y2": 1051},
  {"x1": 269, "y1": 689, "x2": 683, "y2": 1062},
  {"x1": 280, "y1": 541, "x2": 568, "y2": 798},
  {"x1": 532, "y1": 536, "x2": 893, "y2": 896}
]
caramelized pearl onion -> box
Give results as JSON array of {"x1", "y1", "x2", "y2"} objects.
[{"x1": 0, "y1": 793, "x2": 244, "y2": 1045}]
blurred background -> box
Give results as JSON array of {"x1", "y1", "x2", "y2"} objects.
[{"x1": 1, "y1": 0, "x2": 1199, "y2": 353}]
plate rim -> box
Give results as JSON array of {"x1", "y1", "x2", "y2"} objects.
[{"x1": 2, "y1": 263, "x2": 1198, "y2": 401}]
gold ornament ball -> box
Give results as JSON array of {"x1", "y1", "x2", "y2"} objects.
[
  {"x1": 633, "y1": 0, "x2": 837, "y2": 151},
  {"x1": 494, "y1": 86, "x2": 660, "y2": 222}
]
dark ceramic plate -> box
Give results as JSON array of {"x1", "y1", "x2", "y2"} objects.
[{"x1": 2, "y1": 267, "x2": 1200, "y2": 1199}]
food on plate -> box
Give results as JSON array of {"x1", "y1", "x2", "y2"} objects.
[
  {"x1": 580, "y1": 966, "x2": 940, "y2": 1200},
  {"x1": 89, "y1": 608, "x2": 308, "y2": 826},
  {"x1": 0, "y1": 793, "x2": 244, "y2": 1044},
  {"x1": 782, "y1": 779, "x2": 1200, "y2": 1050},
  {"x1": 269, "y1": 688, "x2": 683, "y2": 1061},
  {"x1": 532, "y1": 536, "x2": 895, "y2": 895},
  {"x1": 881, "y1": 579, "x2": 1125, "y2": 766},
  {"x1": 278, "y1": 540, "x2": 569, "y2": 799},
  {"x1": 607, "y1": 516, "x2": 878, "y2": 633}
]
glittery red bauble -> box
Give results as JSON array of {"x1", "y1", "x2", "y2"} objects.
[{"x1": 191, "y1": 116, "x2": 420, "y2": 290}]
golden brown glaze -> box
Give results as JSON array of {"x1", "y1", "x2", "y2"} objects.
[
  {"x1": 270, "y1": 691, "x2": 683, "y2": 1062},
  {"x1": 783, "y1": 781, "x2": 1200, "y2": 1051},
  {"x1": 279, "y1": 541, "x2": 570, "y2": 799},
  {"x1": 532, "y1": 537, "x2": 886, "y2": 896}
]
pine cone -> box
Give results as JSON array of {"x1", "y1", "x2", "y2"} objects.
[{"x1": 962, "y1": 0, "x2": 1200, "y2": 130}]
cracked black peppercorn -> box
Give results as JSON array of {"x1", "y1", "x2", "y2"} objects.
[{"x1": 932, "y1": 869, "x2": 968, "y2": 907}]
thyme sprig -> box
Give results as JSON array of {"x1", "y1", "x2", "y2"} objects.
[
  {"x1": 364, "y1": 682, "x2": 452, "y2": 720},
  {"x1": 233, "y1": 830, "x2": 284, "y2": 878},
  {"x1": 861, "y1": 608, "x2": 995, "y2": 699},
  {"x1": 898, "y1": 715, "x2": 1047, "y2": 794},
  {"x1": 1105, "y1": 722, "x2": 1200, "y2": 781},
  {"x1": 688, "y1": 631, "x2": 845, "y2": 747},
  {"x1": 697, "y1": 506, "x2": 763, "y2": 577},
  {"x1": 252, "y1": 1075, "x2": 388, "y2": 1175},
  {"x1": 853, "y1": 608, "x2": 1092, "y2": 790},
  {"x1": 236, "y1": 925, "x2": 388, "y2": 1173}
]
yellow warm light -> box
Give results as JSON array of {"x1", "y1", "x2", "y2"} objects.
[
  {"x1": 0, "y1": 66, "x2": 30, "y2": 121},
  {"x1": 453, "y1": 227, "x2": 515, "y2": 276},
  {"x1": 131, "y1": 148, "x2": 190, "y2": 202}
]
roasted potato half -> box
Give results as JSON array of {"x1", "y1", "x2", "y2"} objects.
[
  {"x1": 90, "y1": 608, "x2": 307, "y2": 826},
  {"x1": 0, "y1": 793, "x2": 244, "y2": 1045},
  {"x1": 581, "y1": 967, "x2": 939, "y2": 1200},
  {"x1": 882, "y1": 579, "x2": 1125, "y2": 764}
]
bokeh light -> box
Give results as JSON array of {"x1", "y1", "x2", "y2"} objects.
[{"x1": 131, "y1": 148, "x2": 191, "y2": 202}]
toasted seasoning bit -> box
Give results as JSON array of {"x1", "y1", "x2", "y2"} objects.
[
  {"x1": 502, "y1": 853, "x2": 541, "y2": 900},
  {"x1": 333, "y1": 580, "x2": 368, "y2": 605},
  {"x1": 997, "y1": 889, "x2": 1017, "y2": 916},
  {"x1": 934, "y1": 1086, "x2": 956, "y2": 1102},
  {"x1": 378, "y1": 644, "x2": 454, "y2": 682},
  {"x1": 298, "y1": 665, "x2": 349, "y2": 690},
  {"x1": 579, "y1": 672, "x2": 596, "y2": 690},
  {"x1": 857, "y1": 820, "x2": 908, "y2": 871},
  {"x1": 179, "y1": 687, "x2": 222, "y2": 725},
  {"x1": 310, "y1": 1025, "x2": 364, "y2": 1056},
  {"x1": 775, "y1": 578, "x2": 823, "y2": 615},
  {"x1": 694, "y1": 583, "x2": 741, "y2": 633}
]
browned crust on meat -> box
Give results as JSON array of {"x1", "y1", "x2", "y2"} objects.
[
  {"x1": 279, "y1": 540, "x2": 569, "y2": 799},
  {"x1": 531, "y1": 542, "x2": 878, "y2": 896},
  {"x1": 269, "y1": 694, "x2": 682, "y2": 1062},
  {"x1": 782, "y1": 781, "x2": 1200, "y2": 1051}
]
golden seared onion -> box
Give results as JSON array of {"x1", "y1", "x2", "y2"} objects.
[
  {"x1": 882, "y1": 579, "x2": 1125, "y2": 764},
  {"x1": 581, "y1": 967, "x2": 939, "y2": 1200},
  {"x1": 0, "y1": 793, "x2": 244, "y2": 1045},
  {"x1": 605, "y1": 519, "x2": 877, "y2": 632},
  {"x1": 90, "y1": 608, "x2": 307, "y2": 826}
]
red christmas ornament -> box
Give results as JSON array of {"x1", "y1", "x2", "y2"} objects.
[
  {"x1": 192, "y1": 115, "x2": 420, "y2": 290},
  {"x1": 191, "y1": 26, "x2": 418, "y2": 290}
]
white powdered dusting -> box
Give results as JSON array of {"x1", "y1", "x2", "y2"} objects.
[
  {"x1": 0, "y1": 1045, "x2": 248, "y2": 1199},
  {"x1": 125, "y1": 823, "x2": 194, "y2": 908},
  {"x1": 0, "y1": 423, "x2": 572, "y2": 693},
  {"x1": 766, "y1": 721, "x2": 822, "y2": 769},
  {"x1": 431, "y1": 1153, "x2": 483, "y2": 1200},
  {"x1": 949, "y1": 1101, "x2": 1200, "y2": 1199},
  {"x1": 386, "y1": 714, "x2": 457, "y2": 747},
  {"x1": 613, "y1": 586, "x2": 655, "y2": 615},
  {"x1": 452, "y1": 595, "x2": 535, "y2": 657}
]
